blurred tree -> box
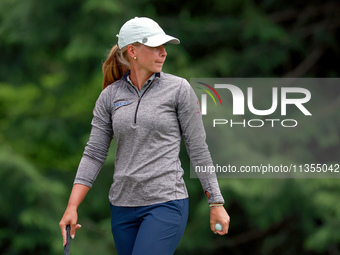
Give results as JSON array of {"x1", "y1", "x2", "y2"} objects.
[
  {"x1": 0, "y1": 147, "x2": 65, "y2": 254},
  {"x1": 0, "y1": 0, "x2": 339, "y2": 254}
]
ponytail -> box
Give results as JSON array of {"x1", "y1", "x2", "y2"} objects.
[{"x1": 102, "y1": 44, "x2": 129, "y2": 90}]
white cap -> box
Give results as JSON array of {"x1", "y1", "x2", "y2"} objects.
[{"x1": 116, "y1": 17, "x2": 180, "y2": 49}]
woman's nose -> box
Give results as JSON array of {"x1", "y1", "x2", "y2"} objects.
[{"x1": 160, "y1": 45, "x2": 167, "y2": 57}]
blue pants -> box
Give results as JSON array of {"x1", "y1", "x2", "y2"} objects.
[{"x1": 110, "y1": 199, "x2": 189, "y2": 255}]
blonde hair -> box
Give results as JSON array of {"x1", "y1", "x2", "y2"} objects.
[{"x1": 102, "y1": 43, "x2": 140, "y2": 90}]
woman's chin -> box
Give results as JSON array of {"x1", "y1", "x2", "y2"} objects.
[{"x1": 152, "y1": 67, "x2": 163, "y2": 73}]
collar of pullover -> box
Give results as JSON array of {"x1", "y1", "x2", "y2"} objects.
[{"x1": 123, "y1": 70, "x2": 161, "y2": 97}]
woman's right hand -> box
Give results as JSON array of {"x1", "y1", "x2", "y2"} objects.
[
  {"x1": 59, "y1": 184, "x2": 90, "y2": 246},
  {"x1": 59, "y1": 206, "x2": 82, "y2": 246}
]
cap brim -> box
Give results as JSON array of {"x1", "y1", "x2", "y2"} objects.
[{"x1": 138, "y1": 34, "x2": 180, "y2": 47}]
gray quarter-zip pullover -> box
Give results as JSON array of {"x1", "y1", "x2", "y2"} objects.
[{"x1": 74, "y1": 71, "x2": 225, "y2": 206}]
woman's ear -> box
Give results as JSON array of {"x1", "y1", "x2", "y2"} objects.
[{"x1": 127, "y1": 45, "x2": 136, "y2": 59}]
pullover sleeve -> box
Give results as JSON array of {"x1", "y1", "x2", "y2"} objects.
[
  {"x1": 74, "y1": 87, "x2": 113, "y2": 188},
  {"x1": 176, "y1": 79, "x2": 225, "y2": 204}
]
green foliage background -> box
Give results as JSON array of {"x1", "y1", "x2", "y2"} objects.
[{"x1": 1, "y1": 0, "x2": 339, "y2": 254}]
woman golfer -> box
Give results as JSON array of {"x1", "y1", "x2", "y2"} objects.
[{"x1": 59, "y1": 17, "x2": 230, "y2": 255}]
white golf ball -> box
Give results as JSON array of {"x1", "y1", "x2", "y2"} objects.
[{"x1": 215, "y1": 223, "x2": 223, "y2": 231}]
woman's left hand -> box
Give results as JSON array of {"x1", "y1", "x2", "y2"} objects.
[{"x1": 210, "y1": 206, "x2": 230, "y2": 235}]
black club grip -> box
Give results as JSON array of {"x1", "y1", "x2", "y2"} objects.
[{"x1": 64, "y1": 225, "x2": 71, "y2": 255}]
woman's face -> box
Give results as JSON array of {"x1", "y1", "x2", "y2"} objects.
[{"x1": 132, "y1": 44, "x2": 167, "y2": 74}]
